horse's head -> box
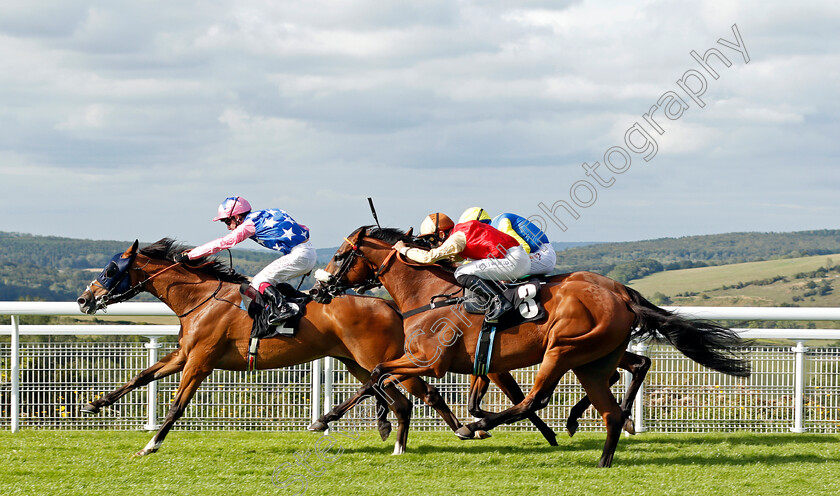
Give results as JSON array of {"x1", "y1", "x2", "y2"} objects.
[
  {"x1": 77, "y1": 240, "x2": 141, "y2": 314},
  {"x1": 311, "y1": 226, "x2": 424, "y2": 303}
]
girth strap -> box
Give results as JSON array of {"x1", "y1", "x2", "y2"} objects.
[{"x1": 473, "y1": 321, "x2": 498, "y2": 376}]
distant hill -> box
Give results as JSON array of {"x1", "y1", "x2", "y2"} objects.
[
  {"x1": 628, "y1": 253, "x2": 840, "y2": 318},
  {"x1": 2, "y1": 229, "x2": 840, "y2": 302},
  {"x1": 555, "y1": 229, "x2": 840, "y2": 283}
]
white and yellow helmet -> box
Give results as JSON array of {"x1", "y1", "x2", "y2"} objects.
[{"x1": 458, "y1": 207, "x2": 491, "y2": 225}]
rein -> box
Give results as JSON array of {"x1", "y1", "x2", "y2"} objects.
[
  {"x1": 321, "y1": 229, "x2": 453, "y2": 297},
  {"x1": 95, "y1": 254, "x2": 237, "y2": 317}
]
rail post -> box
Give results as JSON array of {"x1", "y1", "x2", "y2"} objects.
[
  {"x1": 310, "y1": 358, "x2": 321, "y2": 427},
  {"x1": 10, "y1": 315, "x2": 20, "y2": 433},
  {"x1": 791, "y1": 341, "x2": 808, "y2": 433},
  {"x1": 631, "y1": 341, "x2": 648, "y2": 433},
  {"x1": 323, "y1": 357, "x2": 333, "y2": 434},
  {"x1": 143, "y1": 337, "x2": 162, "y2": 430}
]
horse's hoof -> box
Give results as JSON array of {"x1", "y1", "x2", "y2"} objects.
[
  {"x1": 131, "y1": 448, "x2": 154, "y2": 458},
  {"x1": 307, "y1": 420, "x2": 328, "y2": 432},
  {"x1": 623, "y1": 418, "x2": 636, "y2": 435},
  {"x1": 455, "y1": 426, "x2": 474, "y2": 440},
  {"x1": 81, "y1": 403, "x2": 100, "y2": 415},
  {"x1": 475, "y1": 430, "x2": 492, "y2": 440},
  {"x1": 377, "y1": 422, "x2": 393, "y2": 441},
  {"x1": 566, "y1": 419, "x2": 579, "y2": 437}
]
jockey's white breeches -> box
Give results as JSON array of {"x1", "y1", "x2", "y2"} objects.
[
  {"x1": 454, "y1": 245, "x2": 530, "y2": 281},
  {"x1": 252, "y1": 241, "x2": 317, "y2": 288},
  {"x1": 528, "y1": 243, "x2": 556, "y2": 275}
]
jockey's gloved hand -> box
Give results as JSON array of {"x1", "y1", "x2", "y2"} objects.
[{"x1": 174, "y1": 252, "x2": 190, "y2": 264}]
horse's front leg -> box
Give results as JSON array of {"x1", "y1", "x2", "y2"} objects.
[
  {"x1": 133, "y1": 358, "x2": 214, "y2": 457},
  {"x1": 487, "y1": 372, "x2": 558, "y2": 446},
  {"x1": 84, "y1": 349, "x2": 186, "y2": 414},
  {"x1": 457, "y1": 349, "x2": 569, "y2": 440}
]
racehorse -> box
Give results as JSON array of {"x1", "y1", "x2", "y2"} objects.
[
  {"x1": 311, "y1": 226, "x2": 751, "y2": 467},
  {"x1": 76, "y1": 238, "x2": 556, "y2": 456},
  {"x1": 314, "y1": 250, "x2": 653, "y2": 437}
]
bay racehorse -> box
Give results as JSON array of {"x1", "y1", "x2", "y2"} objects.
[
  {"x1": 76, "y1": 238, "x2": 556, "y2": 455},
  {"x1": 311, "y1": 226, "x2": 751, "y2": 467},
  {"x1": 314, "y1": 247, "x2": 653, "y2": 437}
]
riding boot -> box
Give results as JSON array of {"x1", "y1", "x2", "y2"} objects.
[
  {"x1": 457, "y1": 274, "x2": 512, "y2": 323},
  {"x1": 263, "y1": 285, "x2": 299, "y2": 325}
]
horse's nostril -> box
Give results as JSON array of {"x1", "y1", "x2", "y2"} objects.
[{"x1": 77, "y1": 297, "x2": 87, "y2": 306}]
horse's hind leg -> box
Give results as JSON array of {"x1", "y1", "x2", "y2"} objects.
[
  {"x1": 575, "y1": 368, "x2": 625, "y2": 468},
  {"x1": 566, "y1": 351, "x2": 650, "y2": 437},
  {"x1": 84, "y1": 349, "x2": 186, "y2": 414},
  {"x1": 133, "y1": 357, "x2": 214, "y2": 457},
  {"x1": 617, "y1": 352, "x2": 651, "y2": 434}
]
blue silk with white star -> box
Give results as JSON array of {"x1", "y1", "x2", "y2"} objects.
[{"x1": 245, "y1": 209, "x2": 310, "y2": 255}]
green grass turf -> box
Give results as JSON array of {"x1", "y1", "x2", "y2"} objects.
[{"x1": 2, "y1": 430, "x2": 839, "y2": 496}]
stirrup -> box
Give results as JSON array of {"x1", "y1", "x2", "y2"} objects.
[
  {"x1": 484, "y1": 295, "x2": 512, "y2": 323},
  {"x1": 267, "y1": 302, "x2": 299, "y2": 326}
]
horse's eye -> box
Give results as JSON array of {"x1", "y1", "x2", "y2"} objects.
[{"x1": 105, "y1": 263, "x2": 118, "y2": 278}]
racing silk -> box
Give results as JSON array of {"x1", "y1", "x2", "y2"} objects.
[
  {"x1": 451, "y1": 220, "x2": 520, "y2": 260},
  {"x1": 188, "y1": 209, "x2": 309, "y2": 259},
  {"x1": 491, "y1": 213, "x2": 549, "y2": 254}
]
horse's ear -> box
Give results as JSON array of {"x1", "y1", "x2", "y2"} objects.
[
  {"x1": 405, "y1": 227, "x2": 414, "y2": 237},
  {"x1": 122, "y1": 239, "x2": 139, "y2": 259}
]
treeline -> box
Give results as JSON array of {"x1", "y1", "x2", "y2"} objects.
[
  {"x1": 555, "y1": 229, "x2": 840, "y2": 283},
  {"x1": 2, "y1": 229, "x2": 840, "y2": 299}
]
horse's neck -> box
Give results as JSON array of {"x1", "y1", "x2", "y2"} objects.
[
  {"x1": 142, "y1": 264, "x2": 225, "y2": 317},
  {"x1": 378, "y1": 259, "x2": 458, "y2": 313}
]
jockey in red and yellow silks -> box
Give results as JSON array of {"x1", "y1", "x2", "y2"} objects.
[{"x1": 394, "y1": 212, "x2": 530, "y2": 322}]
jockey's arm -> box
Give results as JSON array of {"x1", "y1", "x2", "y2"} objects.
[
  {"x1": 187, "y1": 221, "x2": 256, "y2": 259},
  {"x1": 400, "y1": 231, "x2": 467, "y2": 264}
]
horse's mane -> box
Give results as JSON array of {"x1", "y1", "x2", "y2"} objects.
[
  {"x1": 140, "y1": 238, "x2": 250, "y2": 284},
  {"x1": 357, "y1": 225, "x2": 456, "y2": 274},
  {"x1": 360, "y1": 225, "x2": 432, "y2": 248}
]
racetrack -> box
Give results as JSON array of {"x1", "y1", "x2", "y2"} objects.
[{"x1": 3, "y1": 430, "x2": 839, "y2": 496}]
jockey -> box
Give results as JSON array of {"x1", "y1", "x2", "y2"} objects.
[
  {"x1": 458, "y1": 207, "x2": 556, "y2": 275},
  {"x1": 175, "y1": 196, "x2": 317, "y2": 335},
  {"x1": 393, "y1": 212, "x2": 530, "y2": 322}
]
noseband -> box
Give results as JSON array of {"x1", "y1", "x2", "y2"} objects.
[{"x1": 320, "y1": 229, "x2": 410, "y2": 298}]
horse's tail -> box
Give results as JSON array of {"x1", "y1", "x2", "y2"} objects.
[{"x1": 624, "y1": 286, "x2": 751, "y2": 378}]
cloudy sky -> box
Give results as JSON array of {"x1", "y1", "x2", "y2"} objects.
[{"x1": 1, "y1": 1, "x2": 838, "y2": 249}]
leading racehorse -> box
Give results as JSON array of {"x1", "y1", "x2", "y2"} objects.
[
  {"x1": 312, "y1": 226, "x2": 751, "y2": 467},
  {"x1": 76, "y1": 238, "x2": 555, "y2": 456}
]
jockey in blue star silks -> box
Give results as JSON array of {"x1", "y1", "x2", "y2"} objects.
[
  {"x1": 458, "y1": 207, "x2": 556, "y2": 276},
  {"x1": 176, "y1": 196, "x2": 317, "y2": 334}
]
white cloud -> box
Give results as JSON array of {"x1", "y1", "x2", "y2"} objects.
[{"x1": 0, "y1": 0, "x2": 838, "y2": 246}]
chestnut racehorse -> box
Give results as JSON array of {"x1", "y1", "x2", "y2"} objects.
[
  {"x1": 312, "y1": 226, "x2": 751, "y2": 467},
  {"x1": 76, "y1": 238, "x2": 557, "y2": 456}
]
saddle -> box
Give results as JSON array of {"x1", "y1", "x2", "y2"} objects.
[
  {"x1": 463, "y1": 278, "x2": 547, "y2": 326},
  {"x1": 247, "y1": 283, "x2": 312, "y2": 371},
  {"x1": 468, "y1": 279, "x2": 546, "y2": 375}
]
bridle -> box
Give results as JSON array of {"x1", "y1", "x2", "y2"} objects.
[
  {"x1": 87, "y1": 253, "x2": 235, "y2": 318},
  {"x1": 321, "y1": 229, "x2": 396, "y2": 297},
  {"x1": 317, "y1": 228, "x2": 440, "y2": 298}
]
